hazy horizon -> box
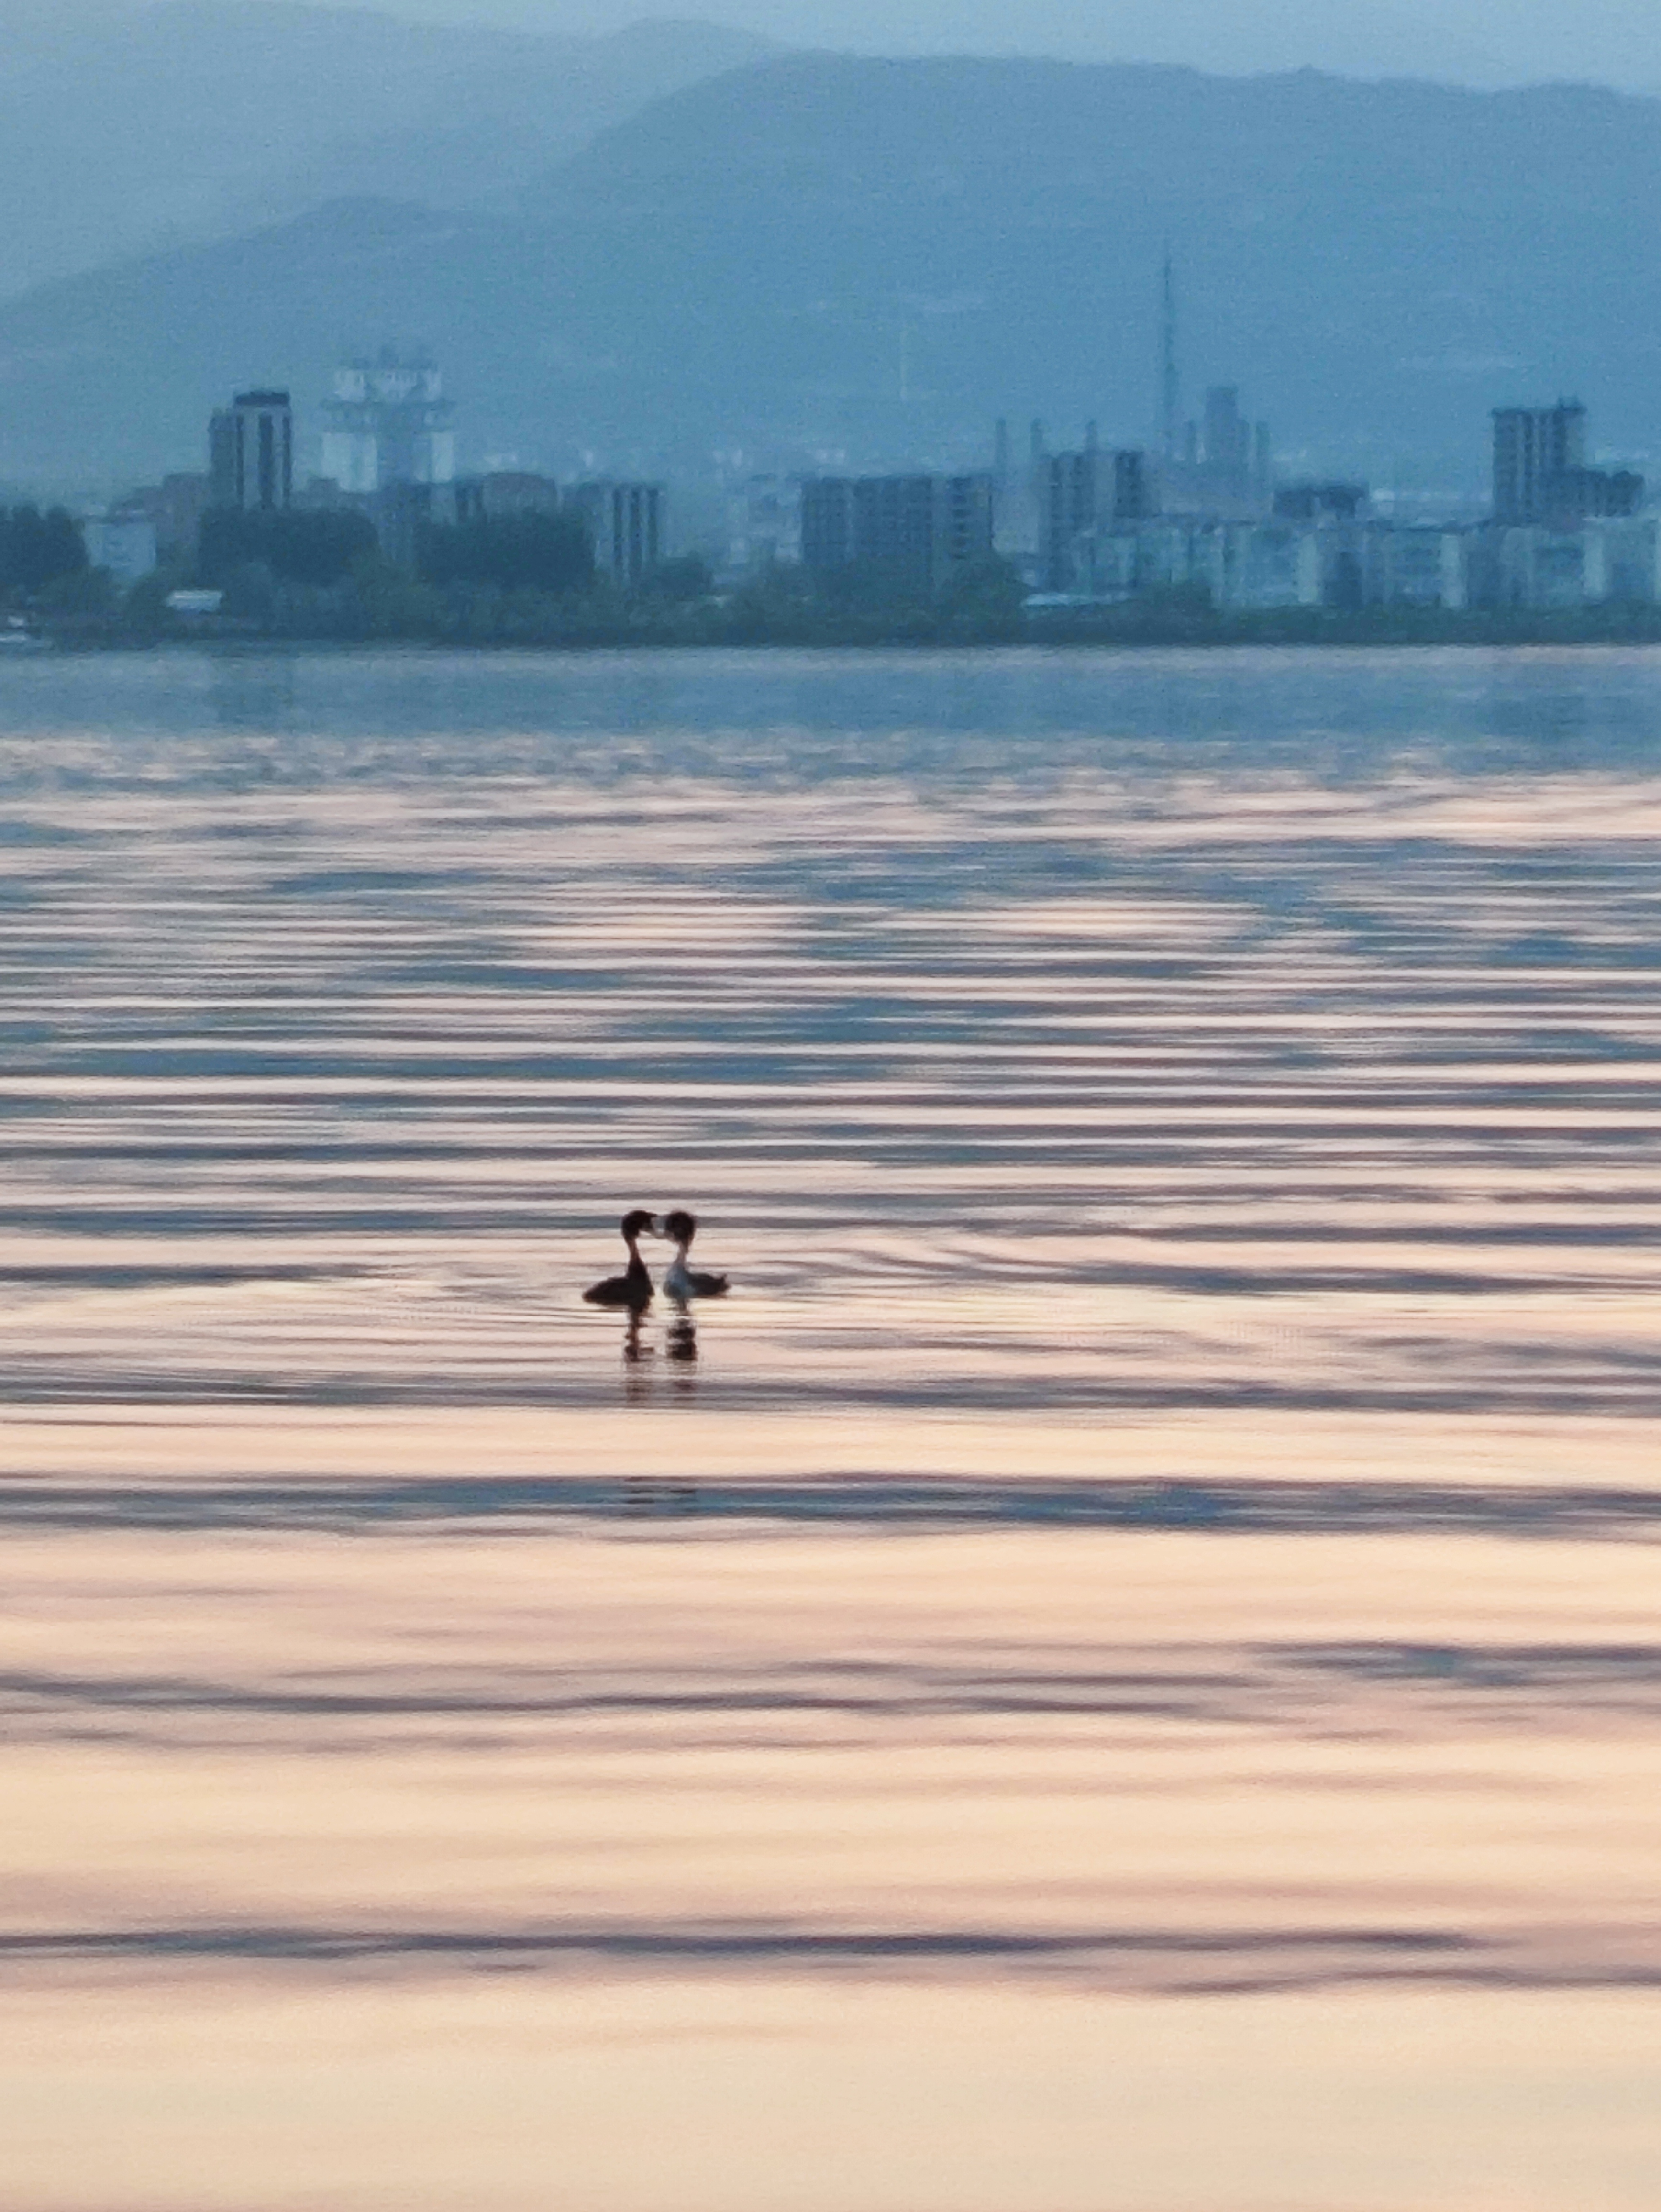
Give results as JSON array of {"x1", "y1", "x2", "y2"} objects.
[{"x1": 94, "y1": 0, "x2": 1661, "y2": 94}]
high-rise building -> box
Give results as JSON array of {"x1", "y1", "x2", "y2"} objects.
[
  {"x1": 1492, "y1": 401, "x2": 1642, "y2": 522},
  {"x1": 1200, "y1": 387, "x2": 1259, "y2": 506},
  {"x1": 933, "y1": 473, "x2": 997, "y2": 578},
  {"x1": 1159, "y1": 383, "x2": 1272, "y2": 518},
  {"x1": 320, "y1": 352, "x2": 455, "y2": 495},
  {"x1": 800, "y1": 477, "x2": 855, "y2": 573},
  {"x1": 566, "y1": 481, "x2": 664, "y2": 586},
  {"x1": 1492, "y1": 402, "x2": 1585, "y2": 522},
  {"x1": 1252, "y1": 422, "x2": 1274, "y2": 500},
  {"x1": 800, "y1": 474, "x2": 995, "y2": 593},
  {"x1": 208, "y1": 390, "x2": 293, "y2": 512},
  {"x1": 993, "y1": 418, "x2": 1011, "y2": 486},
  {"x1": 1203, "y1": 387, "x2": 1248, "y2": 490},
  {"x1": 1038, "y1": 447, "x2": 1155, "y2": 588},
  {"x1": 1114, "y1": 449, "x2": 1155, "y2": 524},
  {"x1": 852, "y1": 476, "x2": 936, "y2": 586},
  {"x1": 1040, "y1": 451, "x2": 1098, "y2": 590}
]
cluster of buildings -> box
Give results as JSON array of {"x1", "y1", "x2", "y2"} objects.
[
  {"x1": 1019, "y1": 396, "x2": 1652, "y2": 613},
  {"x1": 61, "y1": 332, "x2": 1661, "y2": 619},
  {"x1": 729, "y1": 394, "x2": 1657, "y2": 615},
  {"x1": 81, "y1": 352, "x2": 666, "y2": 589}
]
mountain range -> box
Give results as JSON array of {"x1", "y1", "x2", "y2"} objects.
[
  {"x1": 4, "y1": 50, "x2": 1661, "y2": 493},
  {"x1": 0, "y1": 0, "x2": 770, "y2": 300},
  {"x1": 237, "y1": 0, "x2": 1661, "y2": 100}
]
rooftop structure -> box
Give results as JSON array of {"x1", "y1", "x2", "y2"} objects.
[
  {"x1": 1274, "y1": 482, "x2": 1369, "y2": 523},
  {"x1": 451, "y1": 472, "x2": 563, "y2": 525}
]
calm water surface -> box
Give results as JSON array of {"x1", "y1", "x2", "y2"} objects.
[{"x1": 1, "y1": 646, "x2": 1659, "y2": 2211}]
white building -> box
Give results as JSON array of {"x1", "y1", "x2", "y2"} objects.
[
  {"x1": 725, "y1": 475, "x2": 801, "y2": 573},
  {"x1": 1493, "y1": 526, "x2": 1600, "y2": 609},
  {"x1": 1481, "y1": 516, "x2": 1661, "y2": 608},
  {"x1": 1582, "y1": 516, "x2": 1661, "y2": 603},
  {"x1": 1032, "y1": 510, "x2": 1661, "y2": 616},
  {"x1": 1076, "y1": 519, "x2": 1323, "y2": 607},
  {"x1": 320, "y1": 352, "x2": 455, "y2": 495},
  {"x1": 80, "y1": 515, "x2": 157, "y2": 588},
  {"x1": 1364, "y1": 525, "x2": 1469, "y2": 609},
  {"x1": 1207, "y1": 521, "x2": 1324, "y2": 609}
]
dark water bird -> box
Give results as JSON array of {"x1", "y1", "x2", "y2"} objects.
[
  {"x1": 583, "y1": 1209, "x2": 658, "y2": 1308},
  {"x1": 659, "y1": 1209, "x2": 730, "y2": 1299}
]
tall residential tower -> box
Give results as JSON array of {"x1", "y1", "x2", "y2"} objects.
[
  {"x1": 208, "y1": 390, "x2": 293, "y2": 512},
  {"x1": 1492, "y1": 400, "x2": 1642, "y2": 523},
  {"x1": 1492, "y1": 401, "x2": 1585, "y2": 522}
]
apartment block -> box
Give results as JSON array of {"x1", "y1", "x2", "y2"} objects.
[
  {"x1": 1038, "y1": 447, "x2": 1155, "y2": 589},
  {"x1": 1492, "y1": 402, "x2": 1643, "y2": 525},
  {"x1": 566, "y1": 480, "x2": 664, "y2": 586},
  {"x1": 801, "y1": 473, "x2": 995, "y2": 594}
]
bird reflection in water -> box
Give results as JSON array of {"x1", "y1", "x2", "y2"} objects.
[
  {"x1": 621, "y1": 1311, "x2": 654, "y2": 1404},
  {"x1": 666, "y1": 1311, "x2": 698, "y2": 1388},
  {"x1": 617, "y1": 1309, "x2": 698, "y2": 1382},
  {"x1": 618, "y1": 1309, "x2": 699, "y2": 1505}
]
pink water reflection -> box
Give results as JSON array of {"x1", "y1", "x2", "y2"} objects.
[{"x1": 2, "y1": 650, "x2": 1660, "y2": 2207}]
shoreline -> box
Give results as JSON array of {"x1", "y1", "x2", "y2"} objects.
[{"x1": 31, "y1": 610, "x2": 1661, "y2": 654}]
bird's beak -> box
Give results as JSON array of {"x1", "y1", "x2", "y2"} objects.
[{"x1": 645, "y1": 1215, "x2": 665, "y2": 1239}]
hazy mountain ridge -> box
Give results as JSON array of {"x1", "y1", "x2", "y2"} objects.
[
  {"x1": 4, "y1": 54, "x2": 1661, "y2": 490},
  {"x1": 0, "y1": 0, "x2": 771, "y2": 299}
]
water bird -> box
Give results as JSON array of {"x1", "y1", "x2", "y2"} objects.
[
  {"x1": 583, "y1": 1210, "x2": 658, "y2": 1309},
  {"x1": 659, "y1": 1209, "x2": 730, "y2": 1299}
]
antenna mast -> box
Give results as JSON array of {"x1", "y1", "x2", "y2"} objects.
[{"x1": 1160, "y1": 245, "x2": 1179, "y2": 462}]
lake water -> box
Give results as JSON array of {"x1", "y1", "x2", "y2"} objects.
[{"x1": 1, "y1": 645, "x2": 1659, "y2": 2211}]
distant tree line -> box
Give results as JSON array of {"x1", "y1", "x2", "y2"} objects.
[
  {"x1": 197, "y1": 508, "x2": 379, "y2": 587},
  {"x1": 47, "y1": 501, "x2": 1655, "y2": 653},
  {"x1": 416, "y1": 512, "x2": 594, "y2": 594},
  {"x1": 0, "y1": 505, "x2": 87, "y2": 597}
]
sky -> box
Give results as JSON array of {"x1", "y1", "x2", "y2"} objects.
[{"x1": 227, "y1": 0, "x2": 1661, "y2": 92}]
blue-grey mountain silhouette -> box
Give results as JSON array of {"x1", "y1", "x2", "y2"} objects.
[{"x1": 1, "y1": 55, "x2": 1658, "y2": 487}]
